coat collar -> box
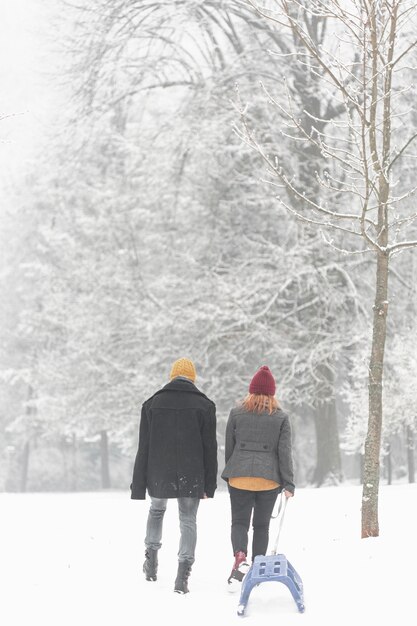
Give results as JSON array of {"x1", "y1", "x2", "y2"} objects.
[
  {"x1": 160, "y1": 377, "x2": 198, "y2": 392},
  {"x1": 152, "y1": 377, "x2": 214, "y2": 404}
]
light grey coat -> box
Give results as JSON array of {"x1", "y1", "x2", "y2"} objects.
[{"x1": 221, "y1": 406, "x2": 295, "y2": 493}]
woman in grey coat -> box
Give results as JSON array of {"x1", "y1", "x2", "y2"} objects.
[{"x1": 221, "y1": 366, "x2": 295, "y2": 586}]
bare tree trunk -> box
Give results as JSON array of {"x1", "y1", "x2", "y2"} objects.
[
  {"x1": 61, "y1": 437, "x2": 69, "y2": 491},
  {"x1": 100, "y1": 430, "x2": 111, "y2": 489},
  {"x1": 20, "y1": 383, "x2": 35, "y2": 493},
  {"x1": 71, "y1": 433, "x2": 78, "y2": 491},
  {"x1": 362, "y1": 251, "x2": 389, "y2": 537},
  {"x1": 406, "y1": 425, "x2": 415, "y2": 484},
  {"x1": 358, "y1": 453, "x2": 364, "y2": 485},
  {"x1": 291, "y1": 12, "x2": 345, "y2": 488},
  {"x1": 312, "y1": 397, "x2": 342, "y2": 486},
  {"x1": 20, "y1": 440, "x2": 30, "y2": 493},
  {"x1": 385, "y1": 442, "x2": 392, "y2": 486}
]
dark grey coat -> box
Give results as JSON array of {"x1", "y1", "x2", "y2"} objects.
[
  {"x1": 130, "y1": 378, "x2": 218, "y2": 500},
  {"x1": 221, "y1": 406, "x2": 295, "y2": 493}
]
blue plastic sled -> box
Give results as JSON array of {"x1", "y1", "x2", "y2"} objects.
[
  {"x1": 237, "y1": 553, "x2": 305, "y2": 616},
  {"x1": 236, "y1": 494, "x2": 305, "y2": 617}
]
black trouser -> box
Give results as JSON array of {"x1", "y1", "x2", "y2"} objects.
[{"x1": 229, "y1": 485, "x2": 279, "y2": 560}]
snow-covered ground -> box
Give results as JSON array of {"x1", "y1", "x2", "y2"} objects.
[{"x1": 1, "y1": 483, "x2": 416, "y2": 625}]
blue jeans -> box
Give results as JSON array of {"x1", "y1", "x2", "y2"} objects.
[{"x1": 145, "y1": 497, "x2": 200, "y2": 563}]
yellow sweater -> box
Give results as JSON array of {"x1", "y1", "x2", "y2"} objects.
[{"x1": 229, "y1": 476, "x2": 279, "y2": 491}]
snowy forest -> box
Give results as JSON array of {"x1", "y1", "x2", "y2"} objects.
[{"x1": 1, "y1": 0, "x2": 417, "y2": 532}]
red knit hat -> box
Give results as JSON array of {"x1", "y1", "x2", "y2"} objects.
[{"x1": 249, "y1": 366, "x2": 276, "y2": 396}]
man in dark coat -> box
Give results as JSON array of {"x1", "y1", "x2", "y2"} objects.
[{"x1": 131, "y1": 358, "x2": 217, "y2": 594}]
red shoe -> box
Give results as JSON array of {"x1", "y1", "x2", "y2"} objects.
[{"x1": 228, "y1": 551, "x2": 249, "y2": 586}]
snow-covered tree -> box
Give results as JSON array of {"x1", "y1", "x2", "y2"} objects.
[{"x1": 242, "y1": 0, "x2": 417, "y2": 536}]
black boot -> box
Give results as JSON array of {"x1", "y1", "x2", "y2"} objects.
[
  {"x1": 174, "y1": 560, "x2": 193, "y2": 594},
  {"x1": 143, "y1": 548, "x2": 158, "y2": 581}
]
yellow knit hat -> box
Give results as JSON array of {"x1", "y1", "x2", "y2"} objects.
[{"x1": 170, "y1": 358, "x2": 196, "y2": 382}]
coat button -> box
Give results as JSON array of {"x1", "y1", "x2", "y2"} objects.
[
  {"x1": 241, "y1": 443, "x2": 246, "y2": 447},
  {"x1": 263, "y1": 445, "x2": 268, "y2": 449}
]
